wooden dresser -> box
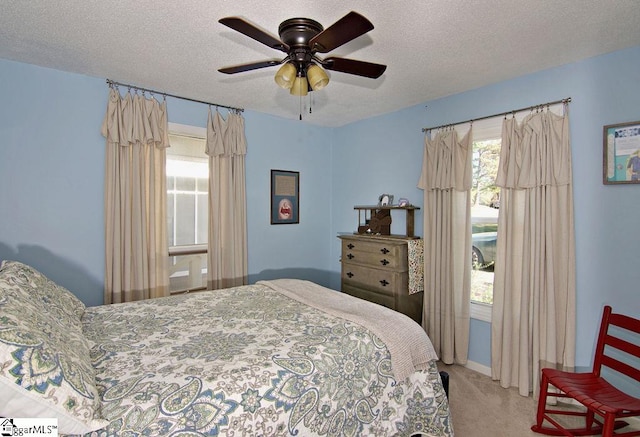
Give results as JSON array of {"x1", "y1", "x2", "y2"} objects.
[{"x1": 339, "y1": 234, "x2": 423, "y2": 324}]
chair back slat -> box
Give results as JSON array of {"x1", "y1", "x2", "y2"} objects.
[
  {"x1": 610, "y1": 312, "x2": 640, "y2": 335},
  {"x1": 600, "y1": 355, "x2": 640, "y2": 383},
  {"x1": 606, "y1": 335, "x2": 640, "y2": 360},
  {"x1": 593, "y1": 306, "x2": 640, "y2": 382}
]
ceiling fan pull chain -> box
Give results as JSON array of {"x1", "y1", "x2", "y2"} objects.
[{"x1": 299, "y1": 94, "x2": 303, "y2": 121}]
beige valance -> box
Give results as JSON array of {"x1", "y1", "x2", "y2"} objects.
[
  {"x1": 496, "y1": 111, "x2": 571, "y2": 188},
  {"x1": 420, "y1": 128, "x2": 473, "y2": 191},
  {"x1": 101, "y1": 89, "x2": 169, "y2": 149},
  {"x1": 205, "y1": 109, "x2": 247, "y2": 157}
]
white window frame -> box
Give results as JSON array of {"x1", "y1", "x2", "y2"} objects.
[
  {"x1": 168, "y1": 122, "x2": 207, "y2": 139},
  {"x1": 471, "y1": 302, "x2": 492, "y2": 322}
]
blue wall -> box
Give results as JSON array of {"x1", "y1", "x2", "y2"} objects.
[
  {"x1": 0, "y1": 63, "x2": 106, "y2": 304},
  {"x1": 1, "y1": 45, "x2": 639, "y2": 372}
]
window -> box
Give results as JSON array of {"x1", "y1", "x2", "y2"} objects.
[
  {"x1": 166, "y1": 123, "x2": 208, "y2": 294},
  {"x1": 464, "y1": 118, "x2": 503, "y2": 321},
  {"x1": 466, "y1": 103, "x2": 566, "y2": 321},
  {"x1": 471, "y1": 138, "x2": 500, "y2": 320}
]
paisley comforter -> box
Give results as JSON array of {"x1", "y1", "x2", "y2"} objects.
[{"x1": 82, "y1": 279, "x2": 452, "y2": 436}]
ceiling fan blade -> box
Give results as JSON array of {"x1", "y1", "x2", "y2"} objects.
[
  {"x1": 218, "y1": 60, "x2": 282, "y2": 74},
  {"x1": 309, "y1": 11, "x2": 374, "y2": 53},
  {"x1": 219, "y1": 17, "x2": 289, "y2": 53},
  {"x1": 323, "y1": 57, "x2": 387, "y2": 79}
]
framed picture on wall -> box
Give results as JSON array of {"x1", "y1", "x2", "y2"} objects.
[
  {"x1": 271, "y1": 169, "x2": 299, "y2": 224},
  {"x1": 603, "y1": 120, "x2": 640, "y2": 184},
  {"x1": 378, "y1": 193, "x2": 394, "y2": 206}
]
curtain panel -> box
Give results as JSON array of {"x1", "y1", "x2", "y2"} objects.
[
  {"x1": 418, "y1": 128, "x2": 473, "y2": 364},
  {"x1": 101, "y1": 89, "x2": 170, "y2": 304},
  {"x1": 205, "y1": 109, "x2": 248, "y2": 289},
  {"x1": 491, "y1": 109, "x2": 576, "y2": 398}
]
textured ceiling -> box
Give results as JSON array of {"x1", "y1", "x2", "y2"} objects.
[{"x1": 1, "y1": 0, "x2": 639, "y2": 127}]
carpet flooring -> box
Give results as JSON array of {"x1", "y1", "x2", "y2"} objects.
[{"x1": 437, "y1": 363, "x2": 639, "y2": 437}]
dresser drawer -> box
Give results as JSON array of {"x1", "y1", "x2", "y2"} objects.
[
  {"x1": 341, "y1": 238, "x2": 405, "y2": 258},
  {"x1": 341, "y1": 263, "x2": 406, "y2": 295},
  {"x1": 341, "y1": 237, "x2": 407, "y2": 270},
  {"x1": 341, "y1": 247, "x2": 405, "y2": 270},
  {"x1": 342, "y1": 283, "x2": 395, "y2": 310},
  {"x1": 344, "y1": 284, "x2": 423, "y2": 324}
]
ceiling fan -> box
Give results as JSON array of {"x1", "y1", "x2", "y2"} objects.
[{"x1": 218, "y1": 11, "x2": 387, "y2": 96}]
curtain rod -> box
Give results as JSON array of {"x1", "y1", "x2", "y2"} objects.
[
  {"x1": 106, "y1": 79, "x2": 244, "y2": 113},
  {"x1": 421, "y1": 97, "x2": 571, "y2": 132}
]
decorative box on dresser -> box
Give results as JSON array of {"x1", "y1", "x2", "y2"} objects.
[{"x1": 338, "y1": 233, "x2": 424, "y2": 324}]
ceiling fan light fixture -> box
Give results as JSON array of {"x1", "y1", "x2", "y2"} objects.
[
  {"x1": 290, "y1": 76, "x2": 309, "y2": 96},
  {"x1": 219, "y1": 12, "x2": 386, "y2": 113},
  {"x1": 274, "y1": 62, "x2": 296, "y2": 89},
  {"x1": 307, "y1": 64, "x2": 329, "y2": 91}
]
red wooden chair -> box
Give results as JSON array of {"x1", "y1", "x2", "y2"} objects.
[{"x1": 531, "y1": 305, "x2": 640, "y2": 437}]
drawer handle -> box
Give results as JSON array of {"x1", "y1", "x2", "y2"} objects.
[
  {"x1": 380, "y1": 247, "x2": 389, "y2": 254},
  {"x1": 347, "y1": 243, "x2": 355, "y2": 249},
  {"x1": 380, "y1": 259, "x2": 389, "y2": 266},
  {"x1": 347, "y1": 272, "x2": 354, "y2": 278},
  {"x1": 380, "y1": 279, "x2": 389, "y2": 287},
  {"x1": 347, "y1": 253, "x2": 355, "y2": 260}
]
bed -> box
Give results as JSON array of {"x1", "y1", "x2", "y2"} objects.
[{"x1": 0, "y1": 260, "x2": 452, "y2": 436}]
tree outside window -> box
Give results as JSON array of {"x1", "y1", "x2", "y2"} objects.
[{"x1": 471, "y1": 139, "x2": 500, "y2": 305}]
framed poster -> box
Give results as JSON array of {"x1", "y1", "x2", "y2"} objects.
[
  {"x1": 271, "y1": 169, "x2": 299, "y2": 224},
  {"x1": 603, "y1": 120, "x2": 640, "y2": 184},
  {"x1": 378, "y1": 193, "x2": 394, "y2": 206}
]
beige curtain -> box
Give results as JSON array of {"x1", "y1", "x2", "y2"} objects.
[
  {"x1": 206, "y1": 109, "x2": 248, "y2": 289},
  {"x1": 101, "y1": 88, "x2": 170, "y2": 304},
  {"x1": 418, "y1": 128, "x2": 473, "y2": 364},
  {"x1": 491, "y1": 107, "x2": 576, "y2": 398}
]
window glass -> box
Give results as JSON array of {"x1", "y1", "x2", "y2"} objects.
[
  {"x1": 166, "y1": 133, "x2": 208, "y2": 248},
  {"x1": 196, "y1": 192, "x2": 208, "y2": 245},
  {"x1": 197, "y1": 177, "x2": 208, "y2": 192},
  {"x1": 175, "y1": 194, "x2": 196, "y2": 245},
  {"x1": 471, "y1": 138, "x2": 500, "y2": 306},
  {"x1": 444, "y1": 122, "x2": 502, "y2": 319},
  {"x1": 167, "y1": 189, "x2": 175, "y2": 241},
  {"x1": 166, "y1": 125, "x2": 208, "y2": 293},
  {"x1": 176, "y1": 176, "x2": 196, "y2": 192}
]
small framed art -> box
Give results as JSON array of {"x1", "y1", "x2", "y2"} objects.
[
  {"x1": 271, "y1": 169, "x2": 299, "y2": 224},
  {"x1": 378, "y1": 193, "x2": 394, "y2": 206},
  {"x1": 603, "y1": 120, "x2": 640, "y2": 184}
]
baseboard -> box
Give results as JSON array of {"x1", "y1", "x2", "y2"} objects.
[{"x1": 463, "y1": 360, "x2": 491, "y2": 376}]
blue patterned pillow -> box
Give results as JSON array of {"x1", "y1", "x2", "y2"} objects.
[
  {"x1": 0, "y1": 261, "x2": 86, "y2": 323},
  {"x1": 0, "y1": 261, "x2": 108, "y2": 434}
]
